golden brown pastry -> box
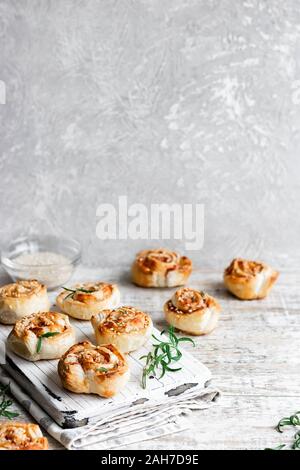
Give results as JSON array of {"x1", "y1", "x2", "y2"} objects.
[
  {"x1": 0, "y1": 280, "x2": 50, "y2": 325},
  {"x1": 7, "y1": 311, "x2": 76, "y2": 361},
  {"x1": 91, "y1": 306, "x2": 153, "y2": 353},
  {"x1": 0, "y1": 422, "x2": 48, "y2": 450},
  {"x1": 224, "y1": 258, "x2": 279, "y2": 300},
  {"x1": 58, "y1": 341, "x2": 130, "y2": 398},
  {"x1": 56, "y1": 281, "x2": 120, "y2": 320},
  {"x1": 131, "y1": 248, "x2": 192, "y2": 288},
  {"x1": 164, "y1": 287, "x2": 221, "y2": 335}
]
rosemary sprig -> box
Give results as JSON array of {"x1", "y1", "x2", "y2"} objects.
[
  {"x1": 36, "y1": 332, "x2": 60, "y2": 353},
  {"x1": 62, "y1": 286, "x2": 94, "y2": 300},
  {"x1": 140, "y1": 326, "x2": 195, "y2": 389},
  {"x1": 264, "y1": 444, "x2": 286, "y2": 451},
  {"x1": 0, "y1": 384, "x2": 19, "y2": 419},
  {"x1": 292, "y1": 430, "x2": 300, "y2": 450},
  {"x1": 265, "y1": 410, "x2": 300, "y2": 450},
  {"x1": 97, "y1": 367, "x2": 108, "y2": 373},
  {"x1": 276, "y1": 411, "x2": 300, "y2": 433}
]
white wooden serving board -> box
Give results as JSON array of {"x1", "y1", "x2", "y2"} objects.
[{"x1": 0, "y1": 290, "x2": 211, "y2": 428}]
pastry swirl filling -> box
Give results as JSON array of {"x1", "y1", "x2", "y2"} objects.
[
  {"x1": 0, "y1": 280, "x2": 45, "y2": 299},
  {"x1": 225, "y1": 258, "x2": 265, "y2": 278},
  {"x1": 168, "y1": 288, "x2": 214, "y2": 314},
  {"x1": 62, "y1": 342, "x2": 127, "y2": 375},
  {"x1": 224, "y1": 258, "x2": 278, "y2": 300},
  {"x1": 0, "y1": 422, "x2": 48, "y2": 450},
  {"x1": 136, "y1": 249, "x2": 190, "y2": 274},
  {"x1": 58, "y1": 341, "x2": 130, "y2": 397},
  {"x1": 63, "y1": 282, "x2": 114, "y2": 303},
  {"x1": 96, "y1": 306, "x2": 151, "y2": 334},
  {"x1": 13, "y1": 311, "x2": 68, "y2": 339},
  {"x1": 164, "y1": 287, "x2": 221, "y2": 335}
]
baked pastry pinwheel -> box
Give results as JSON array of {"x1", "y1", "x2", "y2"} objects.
[
  {"x1": 131, "y1": 248, "x2": 192, "y2": 288},
  {"x1": 224, "y1": 258, "x2": 279, "y2": 300},
  {"x1": 0, "y1": 422, "x2": 48, "y2": 450},
  {"x1": 56, "y1": 281, "x2": 120, "y2": 320},
  {"x1": 0, "y1": 280, "x2": 50, "y2": 325},
  {"x1": 91, "y1": 306, "x2": 153, "y2": 353},
  {"x1": 164, "y1": 287, "x2": 221, "y2": 335},
  {"x1": 58, "y1": 341, "x2": 130, "y2": 398},
  {"x1": 7, "y1": 311, "x2": 76, "y2": 361}
]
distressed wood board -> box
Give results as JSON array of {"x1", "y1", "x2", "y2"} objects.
[
  {"x1": 1, "y1": 265, "x2": 300, "y2": 450},
  {"x1": 0, "y1": 322, "x2": 210, "y2": 428}
]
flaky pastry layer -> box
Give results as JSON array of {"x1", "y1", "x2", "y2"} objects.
[
  {"x1": 58, "y1": 341, "x2": 130, "y2": 397},
  {"x1": 164, "y1": 287, "x2": 221, "y2": 335},
  {"x1": 0, "y1": 280, "x2": 50, "y2": 325},
  {"x1": 0, "y1": 422, "x2": 48, "y2": 450},
  {"x1": 91, "y1": 306, "x2": 152, "y2": 353},
  {"x1": 131, "y1": 248, "x2": 192, "y2": 287},
  {"x1": 224, "y1": 258, "x2": 279, "y2": 300},
  {"x1": 56, "y1": 281, "x2": 120, "y2": 320}
]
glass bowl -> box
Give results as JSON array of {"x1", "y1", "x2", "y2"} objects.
[{"x1": 1, "y1": 235, "x2": 81, "y2": 289}]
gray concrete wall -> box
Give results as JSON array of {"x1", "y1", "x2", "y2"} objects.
[{"x1": 0, "y1": 0, "x2": 299, "y2": 267}]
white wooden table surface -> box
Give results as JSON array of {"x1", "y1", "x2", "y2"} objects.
[{"x1": 1, "y1": 265, "x2": 300, "y2": 450}]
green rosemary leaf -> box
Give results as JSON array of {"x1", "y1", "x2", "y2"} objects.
[
  {"x1": 141, "y1": 369, "x2": 147, "y2": 389},
  {"x1": 291, "y1": 412, "x2": 300, "y2": 426},
  {"x1": 158, "y1": 365, "x2": 167, "y2": 379},
  {"x1": 62, "y1": 287, "x2": 75, "y2": 292},
  {"x1": 267, "y1": 411, "x2": 300, "y2": 450},
  {"x1": 36, "y1": 336, "x2": 43, "y2": 353},
  {"x1": 178, "y1": 337, "x2": 196, "y2": 346},
  {"x1": 151, "y1": 333, "x2": 164, "y2": 343},
  {"x1": 264, "y1": 444, "x2": 286, "y2": 450},
  {"x1": 0, "y1": 384, "x2": 19, "y2": 420},
  {"x1": 154, "y1": 353, "x2": 166, "y2": 367},
  {"x1": 62, "y1": 287, "x2": 76, "y2": 299},
  {"x1": 2, "y1": 410, "x2": 19, "y2": 419},
  {"x1": 145, "y1": 352, "x2": 152, "y2": 365},
  {"x1": 165, "y1": 366, "x2": 182, "y2": 373},
  {"x1": 65, "y1": 292, "x2": 74, "y2": 300},
  {"x1": 2, "y1": 399, "x2": 13, "y2": 408},
  {"x1": 291, "y1": 430, "x2": 300, "y2": 449},
  {"x1": 168, "y1": 326, "x2": 179, "y2": 346},
  {"x1": 36, "y1": 331, "x2": 60, "y2": 353},
  {"x1": 41, "y1": 332, "x2": 60, "y2": 339},
  {"x1": 62, "y1": 286, "x2": 94, "y2": 300},
  {"x1": 141, "y1": 326, "x2": 194, "y2": 388},
  {"x1": 97, "y1": 367, "x2": 108, "y2": 373},
  {"x1": 165, "y1": 344, "x2": 172, "y2": 362},
  {"x1": 169, "y1": 349, "x2": 182, "y2": 362},
  {"x1": 160, "y1": 360, "x2": 181, "y2": 373},
  {"x1": 276, "y1": 411, "x2": 300, "y2": 433},
  {"x1": 77, "y1": 288, "x2": 95, "y2": 294}
]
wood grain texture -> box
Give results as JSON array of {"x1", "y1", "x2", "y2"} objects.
[{"x1": 1, "y1": 265, "x2": 299, "y2": 450}]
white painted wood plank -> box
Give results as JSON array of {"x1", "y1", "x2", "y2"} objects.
[{"x1": 1, "y1": 266, "x2": 299, "y2": 449}]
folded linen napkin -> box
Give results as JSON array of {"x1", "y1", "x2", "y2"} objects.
[{"x1": 0, "y1": 368, "x2": 219, "y2": 450}]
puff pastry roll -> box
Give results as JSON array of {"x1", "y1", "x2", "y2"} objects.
[
  {"x1": 0, "y1": 422, "x2": 48, "y2": 450},
  {"x1": 58, "y1": 341, "x2": 130, "y2": 398},
  {"x1": 91, "y1": 306, "x2": 153, "y2": 353},
  {"x1": 131, "y1": 248, "x2": 192, "y2": 288},
  {"x1": 0, "y1": 280, "x2": 50, "y2": 325},
  {"x1": 224, "y1": 258, "x2": 279, "y2": 300},
  {"x1": 7, "y1": 311, "x2": 76, "y2": 361},
  {"x1": 56, "y1": 281, "x2": 120, "y2": 320},
  {"x1": 164, "y1": 287, "x2": 221, "y2": 335}
]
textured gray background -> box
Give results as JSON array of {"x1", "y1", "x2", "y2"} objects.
[{"x1": 0, "y1": 0, "x2": 300, "y2": 268}]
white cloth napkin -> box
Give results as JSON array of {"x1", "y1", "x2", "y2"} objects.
[{"x1": 0, "y1": 368, "x2": 220, "y2": 450}]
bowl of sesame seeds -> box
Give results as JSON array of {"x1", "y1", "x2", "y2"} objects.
[{"x1": 1, "y1": 234, "x2": 81, "y2": 289}]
